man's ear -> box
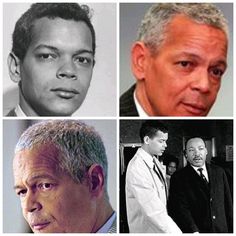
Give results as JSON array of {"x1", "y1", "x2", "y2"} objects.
[
  {"x1": 8, "y1": 52, "x2": 21, "y2": 83},
  {"x1": 143, "y1": 135, "x2": 150, "y2": 145},
  {"x1": 131, "y1": 41, "x2": 149, "y2": 81},
  {"x1": 87, "y1": 164, "x2": 104, "y2": 198}
]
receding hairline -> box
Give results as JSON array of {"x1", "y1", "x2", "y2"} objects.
[{"x1": 186, "y1": 137, "x2": 206, "y2": 148}]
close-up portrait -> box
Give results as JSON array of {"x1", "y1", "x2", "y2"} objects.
[
  {"x1": 120, "y1": 3, "x2": 233, "y2": 117},
  {"x1": 3, "y1": 3, "x2": 116, "y2": 117},
  {"x1": 3, "y1": 119, "x2": 117, "y2": 233}
]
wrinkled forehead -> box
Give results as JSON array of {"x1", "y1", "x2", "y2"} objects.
[
  {"x1": 13, "y1": 143, "x2": 62, "y2": 176},
  {"x1": 186, "y1": 138, "x2": 205, "y2": 149}
]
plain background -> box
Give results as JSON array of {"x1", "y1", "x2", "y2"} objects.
[
  {"x1": 3, "y1": 3, "x2": 117, "y2": 117},
  {"x1": 120, "y1": 3, "x2": 233, "y2": 116},
  {"x1": 3, "y1": 119, "x2": 117, "y2": 233}
]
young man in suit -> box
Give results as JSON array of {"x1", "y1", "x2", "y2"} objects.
[
  {"x1": 7, "y1": 3, "x2": 95, "y2": 116},
  {"x1": 168, "y1": 137, "x2": 233, "y2": 233},
  {"x1": 125, "y1": 121, "x2": 182, "y2": 233}
]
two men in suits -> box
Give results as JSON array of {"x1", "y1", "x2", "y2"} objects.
[
  {"x1": 120, "y1": 3, "x2": 229, "y2": 116},
  {"x1": 168, "y1": 137, "x2": 233, "y2": 233},
  {"x1": 125, "y1": 121, "x2": 181, "y2": 233}
]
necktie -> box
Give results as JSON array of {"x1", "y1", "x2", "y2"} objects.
[
  {"x1": 197, "y1": 168, "x2": 208, "y2": 185},
  {"x1": 153, "y1": 159, "x2": 168, "y2": 198}
]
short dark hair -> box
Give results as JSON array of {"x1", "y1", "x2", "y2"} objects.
[
  {"x1": 163, "y1": 154, "x2": 179, "y2": 168},
  {"x1": 12, "y1": 3, "x2": 96, "y2": 61},
  {"x1": 139, "y1": 120, "x2": 168, "y2": 143}
]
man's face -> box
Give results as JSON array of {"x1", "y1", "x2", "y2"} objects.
[
  {"x1": 19, "y1": 17, "x2": 94, "y2": 116},
  {"x1": 185, "y1": 138, "x2": 207, "y2": 167},
  {"x1": 141, "y1": 14, "x2": 228, "y2": 116},
  {"x1": 147, "y1": 130, "x2": 168, "y2": 156},
  {"x1": 167, "y1": 161, "x2": 177, "y2": 176},
  {"x1": 13, "y1": 145, "x2": 96, "y2": 233}
]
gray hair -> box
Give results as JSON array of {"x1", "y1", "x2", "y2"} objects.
[
  {"x1": 138, "y1": 3, "x2": 229, "y2": 54},
  {"x1": 15, "y1": 120, "x2": 108, "y2": 195}
]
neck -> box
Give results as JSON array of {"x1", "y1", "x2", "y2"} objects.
[
  {"x1": 19, "y1": 85, "x2": 39, "y2": 116},
  {"x1": 92, "y1": 200, "x2": 114, "y2": 233},
  {"x1": 136, "y1": 81, "x2": 157, "y2": 116},
  {"x1": 141, "y1": 144, "x2": 159, "y2": 159}
]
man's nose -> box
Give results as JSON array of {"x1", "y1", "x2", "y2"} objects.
[
  {"x1": 23, "y1": 192, "x2": 42, "y2": 213},
  {"x1": 190, "y1": 70, "x2": 210, "y2": 93},
  {"x1": 56, "y1": 58, "x2": 77, "y2": 80}
]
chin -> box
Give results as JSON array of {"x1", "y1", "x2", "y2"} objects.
[{"x1": 37, "y1": 106, "x2": 79, "y2": 116}]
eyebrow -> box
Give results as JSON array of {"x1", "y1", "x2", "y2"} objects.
[
  {"x1": 33, "y1": 44, "x2": 93, "y2": 55},
  {"x1": 14, "y1": 174, "x2": 57, "y2": 190},
  {"x1": 175, "y1": 51, "x2": 227, "y2": 67}
]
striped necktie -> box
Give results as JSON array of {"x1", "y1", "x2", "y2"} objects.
[{"x1": 197, "y1": 167, "x2": 208, "y2": 185}]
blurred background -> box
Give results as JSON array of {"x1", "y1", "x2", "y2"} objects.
[{"x1": 3, "y1": 119, "x2": 117, "y2": 233}]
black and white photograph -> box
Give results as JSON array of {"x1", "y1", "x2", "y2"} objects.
[
  {"x1": 120, "y1": 119, "x2": 233, "y2": 233},
  {"x1": 3, "y1": 3, "x2": 116, "y2": 117}
]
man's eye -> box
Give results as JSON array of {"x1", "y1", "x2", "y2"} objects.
[
  {"x1": 17, "y1": 189, "x2": 27, "y2": 197},
  {"x1": 75, "y1": 56, "x2": 92, "y2": 65},
  {"x1": 210, "y1": 68, "x2": 224, "y2": 79},
  {"x1": 37, "y1": 53, "x2": 56, "y2": 60},
  {"x1": 38, "y1": 183, "x2": 54, "y2": 190},
  {"x1": 178, "y1": 61, "x2": 192, "y2": 68}
]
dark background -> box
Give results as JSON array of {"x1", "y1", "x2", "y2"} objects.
[{"x1": 119, "y1": 119, "x2": 233, "y2": 233}]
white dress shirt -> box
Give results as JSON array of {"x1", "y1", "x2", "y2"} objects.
[
  {"x1": 191, "y1": 164, "x2": 209, "y2": 182},
  {"x1": 133, "y1": 90, "x2": 149, "y2": 117},
  {"x1": 15, "y1": 104, "x2": 27, "y2": 117}
]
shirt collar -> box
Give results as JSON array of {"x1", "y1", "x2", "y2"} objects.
[
  {"x1": 133, "y1": 90, "x2": 149, "y2": 117},
  {"x1": 139, "y1": 148, "x2": 162, "y2": 170},
  {"x1": 96, "y1": 211, "x2": 116, "y2": 233},
  {"x1": 15, "y1": 104, "x2": 27, "y2": 117},
  {"x1": 191, "y1": 164, "x2": 209, "y2": 181}
]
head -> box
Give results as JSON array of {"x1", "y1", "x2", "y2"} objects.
[
  {"x1": 132, "y1": 3, "x2": 228, "y2": 116},
  {"x1": 185, "y1": 137, "x2": 208, "y2": 167},
  {"x1": 8, "y1": 3, "x2": 96, "y2": 116},
  {"x1": 13, "y1": 120, "x2": 111, "y2": 233},
  {"x1": 140, "y1": 120, "x2": 168, "y2": 156},
  {"x1": 165, "y1": 157, "x2": 179, "y2": 176}
]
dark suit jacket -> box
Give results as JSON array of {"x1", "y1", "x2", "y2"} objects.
[
  {"x1": 120, "y1": 85, "x2": 138, "y2": 116},
  {"x1": 168, "y1": 164, "x2": 233, "y2": 233},
  {"x1": 6, "y1": 108, "x2": 17, "y2": 117}
]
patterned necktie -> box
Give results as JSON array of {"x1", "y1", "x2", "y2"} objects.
[{"x1": 197, "y1": 167, "x2": 208, "y2": 185}]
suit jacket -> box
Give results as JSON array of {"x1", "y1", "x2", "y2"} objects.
[
  {"x1": 120, "y1": 85, "x2": 138, "y2": 116},
  {"x1": 6, "y1": 108, "x2": 17, "y2": 117},
  {"x1": 126, "y1": 148, "x2": 181, "y2": 233},
  {"x1": 168, "y1": 164, "x2": 233, "y2": 233}
]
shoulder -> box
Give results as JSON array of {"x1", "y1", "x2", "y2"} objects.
[
  {"x1": 6, "y1": 108, "x2": 17, "y2": 117},
  {"x1": 207, "y1": 163, "x2": 225, "y2": 175},
  {"x1": 120, "y1": 84, "x2": 138, "y2": 116},
  {"x1": 126, "y1": 150, "x2": 152, "y2": 181},
  {"x1": 171, "y1": 165, "x2": 193, "y2": 183}
]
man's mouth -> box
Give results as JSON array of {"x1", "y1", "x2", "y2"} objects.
[
  {"x1": 31, "y1": 222, "x2": 50, "y2": 231},
  {"x1": 181, "y1": 102, "x2": 207, "y2": 116},
  {"x1": 51, "y1": 88, "x2": 80, "y2": 99}
]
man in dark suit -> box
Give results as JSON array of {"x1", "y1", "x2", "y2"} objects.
[{"x1": 168, "y1": 137, "x2": 233, "y2": 233}]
